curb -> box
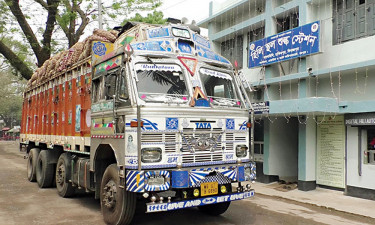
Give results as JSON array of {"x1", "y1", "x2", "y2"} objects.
[{"x1": 252, "y1": 192, "x2": 375, "y2": 220}]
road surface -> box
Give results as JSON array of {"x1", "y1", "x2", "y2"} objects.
[{"x1": 0, "y1": 141, "x2": 373, "y2": 225}]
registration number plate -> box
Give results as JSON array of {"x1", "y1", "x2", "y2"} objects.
[{"x1": 201, "y1": 182, "x2": 218, "y2": 196}]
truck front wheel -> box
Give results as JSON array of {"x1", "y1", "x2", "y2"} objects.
[
  {"x1": 36, "y1": 150, "x2": 55, "y2": 188},
  {"x1": 198, "y1": 201, "x2": 231, "y2": 216},
  {"x1": 56, "y1": 153, "x2": 75, "y2": 197},
  {"x1": 100, "y1": 164, "x2": 136, "y2": 225},
  {"x1": 27, "y1": 148, "x2": 40, "y2": 182}
]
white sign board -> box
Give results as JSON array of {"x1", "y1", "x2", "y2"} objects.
[{"x1": 316, "y1": 116, "x2": 345, "y2": 188}]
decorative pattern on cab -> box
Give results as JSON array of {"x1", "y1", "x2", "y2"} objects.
[{"x1": 126, "y1": 171, "x2": 144, "y2": 193}]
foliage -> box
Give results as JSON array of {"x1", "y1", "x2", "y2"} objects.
[
  {"x1": 0, "y1": 0, "x2": 162, "y2": 80},
  {"x1": 0, "y1": 70, "x2": 26, "y2": 127},
  {"x1": 123, "y1": 10, "x2": 167, "y2": 25}
]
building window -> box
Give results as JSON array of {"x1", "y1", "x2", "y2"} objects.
[
  {"x1": 333, "y1": 0, "x2": 375, "y2": 44},
  {"x1": 276, "y1": 12, "x2": 299, "y2": 33},
  {"x1": 220, "y1": 35, "x2": 243, "y2": 70}
]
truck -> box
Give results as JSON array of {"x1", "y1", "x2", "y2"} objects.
[{"x1": 20, "y1": 21, "x2": 256, "y2": 225}]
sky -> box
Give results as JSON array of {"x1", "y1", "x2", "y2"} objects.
[{"x1": 159, "y1": 0, "x2": 213, "y2": 24}]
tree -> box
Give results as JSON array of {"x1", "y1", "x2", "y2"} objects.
[
  {"x1": 124, "y1": 10, "x2": 167, "y2": 25},
  {"x1": 0, "y1": 0, "x2": 162, "y2": 80},
  {"x1": 0, "y1": 70, "x2": 26, "y2": 127}
]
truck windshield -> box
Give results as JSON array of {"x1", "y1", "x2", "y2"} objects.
[
  {"x1": 199, "y1": 68, "x2": 240, "y2": 107},
  {"x1": 135, "y1": 63, "x2": 188, "y2": 103}
]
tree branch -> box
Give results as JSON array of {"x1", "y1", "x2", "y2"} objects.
[
  {"x1": 5, "y1": 0, "x2": 43, "y2": 64},
  {"x1": 0, "y1": 40, "x2": 33, "y2": 80},
  {"x1": 41, "y1": 0, "x2": 60, "y2": 57},
  {"x1": 73, "y1": 3, "x2": 89, "y2": 43},
  {"x1": 34, "y1": 0, "x2": 48, "y2": 9}
]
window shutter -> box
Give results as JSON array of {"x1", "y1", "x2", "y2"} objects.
[
  {"x1": 333, "y1": 0, "x2": 344, "y2": 44},
  {"x1": 356, "y1": 0, "x2": 367, "y2": 38},
  {"x1": 367, "y1": 0, "x2": 375, "y2": 35},
  {"x1": 343, "y1": 0, "x2": 355, "y2": 41}
]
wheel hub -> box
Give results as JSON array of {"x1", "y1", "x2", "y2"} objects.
[
  {"x1": 56, "y1": 164, "x2": 65, "y2": 185},
  {"x1": 103, "y1": 180, "x2": 117, "y2": 209}
]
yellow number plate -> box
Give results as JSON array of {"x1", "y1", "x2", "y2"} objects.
[{"x1": 201, "y1": 182, "x2": 218, "y2": 196}]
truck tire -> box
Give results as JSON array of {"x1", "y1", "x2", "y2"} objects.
[
  {"x1": 100, "y1": 164, "x2": 136, "y2": 225},
  {"x1": 27, "y1": 148, "x2": 40, "y2": 182},
  {"x1": 36, "y1": 150, "x2": 55, "y2": 188},
  {"x1": 198, "y1": 201, "x2": 231, "y2": 216},
  {"x1": 56, "y1": 153, "x2": 75, "y2": 197}
]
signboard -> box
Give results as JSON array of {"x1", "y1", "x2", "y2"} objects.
[
  {"x1": 248, "y1": 21, "x2": 320, "y2": 68},
  {"x1": 316, "y1": 116, "x2": 345, "y2": 189},
  {"x1": 251, "y1": 101, "x2": 269, "y2": 114},
  {"x1": 345, "y1": 113, "x2": 375, "y2": 126}
]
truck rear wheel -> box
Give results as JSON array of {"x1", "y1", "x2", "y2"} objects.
[
  {"x1": 36, "y1": 150, "x2": 55, "y2": 188},
  {"x1": 56, "y1": 153, "x2": 75, "y2": 197},
  {"x1": 100, "y1": 164, "x2": 136, "y2": 225},
  {"x1": 198, "y1": 201, "x2": 231, "y2": 216},
  {"x1": 27, "y1": 148, "x2": 40, "y2": 182}
]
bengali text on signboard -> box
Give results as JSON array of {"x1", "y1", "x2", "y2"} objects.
[{"x1": 248, "y1": 21, "x2": 321, "y2": 68}]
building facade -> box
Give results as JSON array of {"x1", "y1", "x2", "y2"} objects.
[{"x1": 199, "y1": 0, "x2": 375, "y2": 200}]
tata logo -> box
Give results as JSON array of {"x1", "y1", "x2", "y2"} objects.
[
  {"x1": 195, "y1": 122, "x2": 211, "y2": 129},
  {"x1": 202, "y1": 197, "x2": 216, "y2": 204}
]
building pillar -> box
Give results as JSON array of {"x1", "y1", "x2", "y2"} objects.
[
  {"x1": 264, "y1": 0, "x2": 275, "y2": 80},
  {"x1": 298, "y1": 1, "x2": 308, "y2": 98},
  {"x1": 298, "y1": 118, "x2": 317, "y2": 191}
]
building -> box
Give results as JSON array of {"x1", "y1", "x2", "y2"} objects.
[{"x1": 199, "y1": 0, "x2": 375, "y2": 200}]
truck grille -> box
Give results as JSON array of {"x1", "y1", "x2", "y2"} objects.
[
  {"x1": 181, "y1": 128, "x2": 224, "y2": 164},
  {"x1": 226, "y1": 132, "x2": 234, "y2": 151},
  {"x1": 182, "y1": 152, "x2": 223, "y2": 163},
  {"x1": 141, "y1": 127, "x2": 242, "y2": 165},
  {"x1": 141, "y1": 133, "x2": 177, "y2": 153}
]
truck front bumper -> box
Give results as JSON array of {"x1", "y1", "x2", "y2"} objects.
[{"x1": 146, "y1": 189, "x2": 255, "y2": 213}]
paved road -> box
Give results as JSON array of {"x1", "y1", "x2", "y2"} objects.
[{"x1": 0, "y1": 141, "x2": 373, "y2": 225}]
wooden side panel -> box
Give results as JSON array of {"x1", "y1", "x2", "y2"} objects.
[
  {"x1": 21, "y1": 61, "x2": 93, "y2": 147},
  {"x1": 81, "y1": 63, "x2": 92, "y2": 137}
]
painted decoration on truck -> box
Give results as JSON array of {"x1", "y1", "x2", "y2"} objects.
[
  {"x1": 239, "y1": 121, "x2": 248, "y2": 130},
  {"x1": 120, "y1": 36, "x2": 135, "y2": 46},
  {"x1": 166, "y1": 118, "x2": 178, "y2": 130},
  {"x1": 126, "y1": 170, "x2": 144, "y2": 193},
  {"x1": 248, "y1": 21, "x2": 320, "y2": 68},
  {"x1": 91, "y1": 117, "x2": 115, "y2": 135},
  {"x1": 75, "y1": 105, "x2": 81, "y2": 132},
  {"x1": 147, "y1": 27, "x2": 170, "y2": 39},
  {"x1": 195, "y1": 45, "x2": 230, "y2": 64},
  {"x1": 131, "y1": 40, "x2": 173, "y2": 52},
  {"x1": 171, "y1": 170, "x2": 189, "y2": 188},
  {"x1": 94, "y1": 55, "x2": 121, "y2": 75},
  {"x1": 126, "y1": 134, "x2": 136, "y2": 153},
  {"x1": 91, "y1": 101, "x2": 114, "y2": 113},
  {"x1": 189, "y1": 171, "x2": 209, "y2": 186},
  {"x1": 146, "y1": 191, "x2": 255, "y2": 213},
  {"x1": 192, "y1": 33, "x2": 211, "y2": 49},
  {"x1": 126, "y1": 119, "x2": 159, "y2": 131},
  {"x1": 178, "y1": 42, "x2": 192, "y2": 54},
  {"x1": 226, "y1": 119, "x2": 235, "y2": 130},
  {"x1": 92, "y1": 41, "x2": 115, "y2": 65}
]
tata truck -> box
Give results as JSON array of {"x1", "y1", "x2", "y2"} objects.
[{"x1": 20, "y1": 22, "x2": 256, "y2": 225}]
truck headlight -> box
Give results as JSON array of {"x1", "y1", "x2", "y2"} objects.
[
  {"x1": 236, "y1": 145, "x2": 248, "y2": 157},
  {"x1": 141, "y1": 148, "x2": 162, "y2": 163}
]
